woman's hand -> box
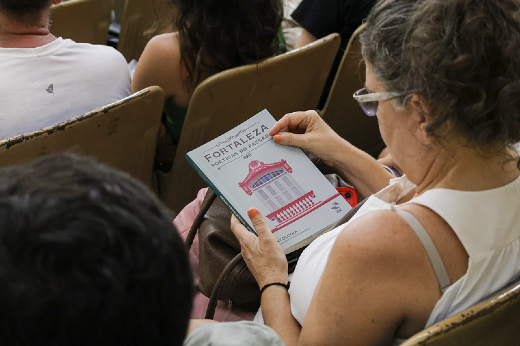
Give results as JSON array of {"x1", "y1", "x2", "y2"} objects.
[
  {"x1": 269, "y1": 110, "x2": 349, "y2": 166},
  {"x1": 230, "y1": 209, "x2": 288, "y2": 288}
]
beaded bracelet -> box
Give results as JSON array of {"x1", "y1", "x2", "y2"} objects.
[{"x1": 260, "y1": 281, "x2": 290, "y2": 295}]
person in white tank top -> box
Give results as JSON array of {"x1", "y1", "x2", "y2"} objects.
[{"x1": 223, "y1": 0, "x2": 520, "y2": 345}]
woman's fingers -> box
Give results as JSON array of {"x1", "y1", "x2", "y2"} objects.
[
  {"x1": 247, "y1": 208, "x2": 266, "y2": 232},
  {"x1": 269, "y1": 111, "x2": 315, "y2": 136},
  {"x1": 247, "y1": 208, "x2": 278, "y2": 241},
  {"x1": 230, "y1": 210, "x2": 289, "y2": 287},
  {"x1": 231, "y1": 209, "x2": 276, "y2": 241},
  {"x1": 230, "y1": 214, "x2": 255, "y2": 243}
]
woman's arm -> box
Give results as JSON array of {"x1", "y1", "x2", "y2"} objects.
[
  {"x1": 230, "y1": 210, "x2": 301, "y2": 346},
  {"x1": 299, "y1": 211, "x2": 408, "y2": 345},
  {"x1": 231, "y1": 207, "x2": 444, "y2": 345},
  {"x1": 131, "y1": 33, "x2": 187, "y2": 103},
  {"x1": 260, "y1": 285, "x2": 301, "y2": 346},
  {"x1": 269, "y1": 111, "x2": 394, "y2": 197}
]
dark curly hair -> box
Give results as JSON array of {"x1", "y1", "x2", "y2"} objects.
[
  {"x1": 169, "y1": 0, "x2": 283, "y2": 90},
  {"x1": 360, "y1": 0, "x2": 520, "y2": 151},
  {"x1": 0, "y1": 153, "x2": 193, "y2": 346}
]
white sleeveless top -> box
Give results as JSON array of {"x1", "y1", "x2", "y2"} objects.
[{"x1": 255, "y1": 174, "x2": 520, "y2": 340}]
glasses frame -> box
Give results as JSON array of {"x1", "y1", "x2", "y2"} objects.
[{"x1": 353, "y1": 87, "x2": 405, "y2": 116}]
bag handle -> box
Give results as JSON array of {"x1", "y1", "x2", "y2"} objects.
[
  {"x1": 185, "y1": 189, "x2": 217, "y2": 250},
  {"x1": 205, "y1": 253, "x2": 245, "y2": 319},
  {"x1": 188, "y1": 189, "x2": 369, "y2": 320},
  {"x1": 184, "y1": 189, "x2": 240, "y2": 319}
]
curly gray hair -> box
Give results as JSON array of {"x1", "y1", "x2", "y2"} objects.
[{"x1": 360, "y1": 0, "x2": 520, "y2": 150}]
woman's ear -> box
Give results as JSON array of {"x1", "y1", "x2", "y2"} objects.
[
  {"x1": 52, "y1": 0, "x2": 63, "y2": 5},
  {"x1": 410, "y1": 95, "x2": 433, "y2": 145}
]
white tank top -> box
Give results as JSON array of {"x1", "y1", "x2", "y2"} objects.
[{"x1": 257, "y1": 174, "x2": 520, "y2": 336}]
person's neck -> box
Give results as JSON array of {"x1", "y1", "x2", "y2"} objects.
[
  {"x1": 413, "y1": 142, "x2": 519, "y2": 195},
  {"x1": 0, "y1": 10, "x2": 57, "y2": 48}
]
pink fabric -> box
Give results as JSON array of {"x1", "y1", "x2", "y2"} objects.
[{"x1": 174, "y1": 188, "x2": 255, "y2": 322}]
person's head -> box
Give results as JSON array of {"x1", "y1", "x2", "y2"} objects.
[
  {"x1": 0, "y1": 153, "x2": 193, "y2": 346},
  {"x1": 169, "y1": 0, "x2": 283, "y2": 90},
  {"x1": 359, "y1": 0, "x2": 520, "y2": 158}
]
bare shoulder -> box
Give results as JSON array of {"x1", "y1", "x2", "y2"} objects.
[
  {"x1": 132, "y1": 33, "x2": 183, "y2": 97},
  {"x1": 145, "y1": 33, "x2": 180, "y2": 55},
  {"x1": 342, "y1": 208, "x2": 413, "y2": 244},
  {"x1": 332, "y1": 209, "x2": 431, "y2": 272},
  {"x1": 331, "y1": 206, "x2": 464, "y2": 286},
  {"x1": 300, "y1": 209, "x2": 448, "y2": 345}
]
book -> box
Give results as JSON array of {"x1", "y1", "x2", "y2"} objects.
[{"x1": 186, "y1": 109, "x2": 352, "y2": 253}]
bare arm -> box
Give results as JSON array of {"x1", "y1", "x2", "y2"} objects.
[
  {"x1": 269, "y1": 110, "x2": 394, "y2": 197},
  {"x1": 261, "y1": 285, "x2": 301, "y2": 346},
  {"x1": 132, "y1": 33, "x2": 189, "y2": 106},
  {"x1": 230, "y1": 210, "x2": 301, "y2": 346},
  {"x1": 294, "y1": 28, "x2": 318, "y2": 49},
  {"x1": 299, "y1": 212, "x2": 411, "y2": 345},
  {"x1": 231, "y1": 206, "x2": 447, "y2": 345}
]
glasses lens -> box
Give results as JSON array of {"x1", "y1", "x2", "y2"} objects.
[
  {"x1": 354, "y1": 88, "x2": 378, "y2": 116},
  {"x1": 360, "y1": 101, "x2": 378, "y2": 116}
]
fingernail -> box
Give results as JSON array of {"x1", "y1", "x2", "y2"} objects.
[
  {"x1": 273, "y1": 134, "x2": 281, "y2": 143},
  {"x1": 247, "y1": 208, "x2": 259, "y2": 218}
]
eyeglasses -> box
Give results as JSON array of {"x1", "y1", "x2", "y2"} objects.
[{"x1": 353, "y1": 87, "x2": 404, "y2": 116}]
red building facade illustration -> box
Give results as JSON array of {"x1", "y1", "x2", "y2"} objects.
[{"x1": 239, "y1": 160, "x2": 329, "y2": 232}]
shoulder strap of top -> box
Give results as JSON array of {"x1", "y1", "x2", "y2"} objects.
[{"x1": 395, "y1": 209, "x2": 451, "y2": 293}]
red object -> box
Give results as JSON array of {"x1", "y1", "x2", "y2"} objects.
[{"x1": 336, "y1": 187, "x2": 358, "y2": 207}]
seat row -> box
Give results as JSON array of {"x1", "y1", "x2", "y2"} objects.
[
  {"x1": 50, "y1": 0, "x2": 167, "y2": 62},
  {"x1": 2, "y1": 3, "x2": 520, "y2": 343}
]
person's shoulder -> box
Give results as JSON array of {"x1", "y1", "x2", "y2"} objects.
[
  {"x1": 62, "y1": 40, "x2": 127, "y2": 64},
  {"x1": 332, "y1": 208, "x2": 428, "y2": 271},
  {"x1": 63, "y1": 39, "x2": 116, "y2": 53},
  {"x1": 302, "y1": 208, "x2": 442, "y2": 345},
  {"x1": 138, "y1": 32, "x2": 182, "y2": 76},
  {"x1": 132, "y1": 32, "x2": 184, "y2": 97},
  {"x1": 143, "y1": 33, "x2": 180, "y2": 58}
]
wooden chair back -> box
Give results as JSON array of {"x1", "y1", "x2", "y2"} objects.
[
  {"x1": 319, "y1": 24, "x2": 385, "y2": 158},
  {"x1": 159, "y1": 33, "x2": 341, "y2": 212},
  {"x1": 50, "y1": 0, "x2": 113, "y2": 45},
  {"x1": 402, "y1": 277, "x2": 520, "y2": 345},
  {"x1": 117, "y1": 0, "x2": 170, "y2": 62},
  {"x1": 0, "y1": 86, "x2": 164, "y2": 191}
]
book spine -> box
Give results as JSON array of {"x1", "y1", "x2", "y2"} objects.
[{"x1": 185, "y1": 154, "x2": 258, "y2": 236}]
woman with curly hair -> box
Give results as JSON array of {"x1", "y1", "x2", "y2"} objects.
[
  {"x1": 224, "y1": 0, "x2": 520, "y2": 344},
  {"x1": 132, "y1": 0, "x2": 284, "y2": 149}
]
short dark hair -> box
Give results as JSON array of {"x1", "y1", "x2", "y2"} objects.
[
  {"x1": 361, "y1": 0, "x2": 520, "y2": 150},
  {"x1": 0, "y1": 153, "x2": 193, "y2": 346},
  {"x1": 0, "y1": 0, "x2": 51, "y2": 16}
]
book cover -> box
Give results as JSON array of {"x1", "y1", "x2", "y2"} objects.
[{"x1": 186, "y1": 109, "x2": 352, "y2": 253}]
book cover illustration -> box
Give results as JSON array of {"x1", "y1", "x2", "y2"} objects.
[
  {"x1": 186, "y1": 109, "x2": 351, "y2": 252},
  {"x1": 239, "y1": 159, "x2": 342, "y2": 233}
]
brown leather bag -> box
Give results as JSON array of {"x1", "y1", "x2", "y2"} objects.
[{"x1": 185, "y1": 174, "x2": 364, "y2": 319}]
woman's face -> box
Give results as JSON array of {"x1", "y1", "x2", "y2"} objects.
[{"x1": 365, "y1": 63, "x2": 425, "y2": 176}]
